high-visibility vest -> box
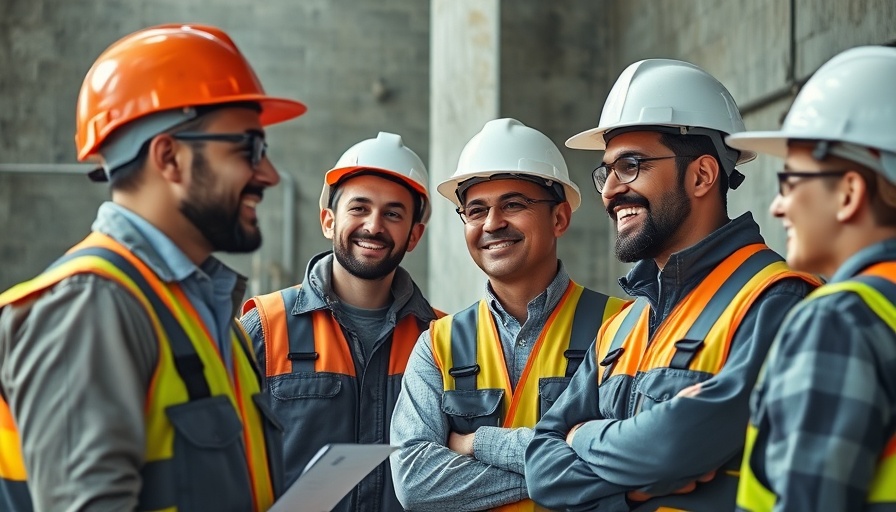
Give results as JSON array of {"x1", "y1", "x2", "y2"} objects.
[
  {"x1": 595, "y1": 243, "x2": 820, "y2": 512},
  {"x1": 431, "y1": 281, "x2": 627, "y2": 512},
  {"x1": 737, "y1": 261, "x2": 896, "y2": 512},
  {"x1": 242, "y1": 286, "x2": 438, "y2": 512},
  {"x1": 0, "y1": 232, "x2": 281, "y2": 512}
]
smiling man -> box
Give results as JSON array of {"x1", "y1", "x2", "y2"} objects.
[
  {"x1": 390, "y1": 118, "x2": 626, "y2": 511},
  {"x1": 239, "y1": 132, "x2": 440, "y2": 512},
  {"x1": 524, "y1": 59, "x2": 820, "y2": 511},
  {"x1": 726, "y1": 46, "x2": 896, "y2": 512},
  {"x1": 0, "y1": 24, "x2": 306, "y2": 510}
]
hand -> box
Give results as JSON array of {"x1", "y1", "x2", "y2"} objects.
[
  {"x1": 626, "y1": 470, "x2": 716, "y2": 502},
  {"x1": 565, "y1": 422, "x2": 585, "y2": 446},
  {"x1": 676, "y1": 382, "x2": 702, "y2": 398},
  {"x1": 448, "y1": 432, "x2": 475, "y2": 456}
]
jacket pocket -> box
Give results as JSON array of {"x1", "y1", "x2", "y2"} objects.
[
  {"x1": 165, "y1": 395, "x2": 252, "y2": 512},
  {"x1": 265, "y1": 373, "x2": 352, "y2": 486},
  {"x1": 440, "y1": 389, "x2": 504, "y2": 434},
  {"x1": 634, "y1": 367, "x2": 712, "y2": 414},
  {"x1": 537, "y1": 377, "x2": 571, "y2": 419},
  {"x1": 269, "y1": 372, "x2": 342, "y2": 400}
]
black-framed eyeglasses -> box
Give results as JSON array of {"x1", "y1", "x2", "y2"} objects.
[
  {"x1": 172, "y1": 131, "x2": 268, "y2": 168},
  {"x1": 775, "y1": 170, "x2": 850, "y2": 196},
  {"x1": 593, "y1": 155, "x2": 695, "y2": 193},
  {"x1": 456, "y1": 195, "x2": 560, "y2": 225}
]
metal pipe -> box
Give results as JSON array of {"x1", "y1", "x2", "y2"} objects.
[
  {"x1": 0, "y1": 163, "x2": 94, "y2": 174},
  {"x1": 279, "y1": 170, "x2": 296, "y2": 279}
]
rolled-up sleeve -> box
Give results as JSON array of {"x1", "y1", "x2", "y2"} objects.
[{"x1": 390, "y1": 330, "x2": 528, "y2": 511}]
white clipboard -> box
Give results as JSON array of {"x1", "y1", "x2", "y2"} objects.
[{"x1": 268, "y1": 444, "x2": 397, "y2": 512}]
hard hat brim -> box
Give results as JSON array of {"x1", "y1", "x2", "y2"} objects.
[
  {"x1": 437, "y1": 171, "x2": 581, "y2": 212},
  {"x1": 325, "y1": 166, "x2": 428, "y2": 198},
  {"x1": 565, "y1": 126, "x2": 609, "y2": 150},
  {"x1": 725, "y1": 131, "x2": 793, "y2": 160}
]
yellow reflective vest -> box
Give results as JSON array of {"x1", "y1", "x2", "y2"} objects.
[
  {"x1": 0, "y1": 232, "x2": 282, "y2": 511},
  {"x1": 432, "y1": 281, "x2": 627, "y2": 512},
  {"x1": 737, "y1": 261, "x2": 896, "y2": 512}
]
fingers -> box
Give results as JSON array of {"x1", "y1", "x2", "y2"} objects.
[{"x1": 676, "y1": 383, "x2": 702, "y2": 398}]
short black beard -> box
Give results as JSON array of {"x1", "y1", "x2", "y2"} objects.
[
  {"x1": 612, "y1": 185, "x2": 691, "y2": 263},
  {"x1": 179, "y1": 150, "x2": 262, "y2": 253},
  {"x1": 333, "y1": 231, "x2": 410, "y2": 280}
]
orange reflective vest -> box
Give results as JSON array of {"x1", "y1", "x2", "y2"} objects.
[
  {"x1": 596, "y1": 243, "x2": 820, "y2": 511},
  {"x1": 242, "y1": 286, "x2": 438, "y2": 512},
  {"x1": 737, "y1": 261, "x2": 896, "y2": 511},
  {"x1": 432, "y1": 281, "x2": 627, "y2": 512},
  {"x1": 0, "y1": 232, "x2": 281, "y2": 512}
]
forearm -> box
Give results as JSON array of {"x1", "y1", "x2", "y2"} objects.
[
  {"x1": 392, "y1": 437, "x2": 527, "y2": 511},
  {"x1": 570, "y1": 286, "x2": 805, "y2": 489},
  {"x1": 1, "y1": 277, "x2": 156, "y2": 511},
  {"x1": 525, "y1": 347, "x2": 630, "y2": 511},
  {"x1": 472, "y1": 426, "x2": 532, "y2": 474},
  {"x1": 391, "y1": 334, "x2": 526, "y2": 510}
]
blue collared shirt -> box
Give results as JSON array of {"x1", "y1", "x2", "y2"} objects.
[{"x1": 93, "y1": 202, "x2": 240, "y2": 370}]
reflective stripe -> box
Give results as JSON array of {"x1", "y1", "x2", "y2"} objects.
[
  {"x1": 433, "y1": 282, "x2": 624, "y2": 512},
  {"x1": 739, "y1": 264, "x2": 896, "y2": 510},
  {"x1": 598, "y1": 244, "x2": 818, "y2": 381},
  {"x1": 0, "y1": 232, "x2": 276, "y2": 511}
]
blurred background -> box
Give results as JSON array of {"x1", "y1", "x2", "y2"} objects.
[{"x1": 1, "y1": 0, "x2": 894, "y2": 313}]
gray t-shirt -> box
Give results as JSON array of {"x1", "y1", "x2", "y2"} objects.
[{"x1": 338, "y1": 300, "x2": 391, "y2": 359}]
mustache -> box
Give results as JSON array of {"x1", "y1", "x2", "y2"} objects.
[
  {"x1": 352, "y1": 232, "x2": 394, "y2": 246},
  {"x1": 478, "y1": 227, "x2": 524, "y2": 246},
  {"x1": 606, "y1": 194, "x2": 649, "y2": 218},
  {"x1": 241, "y1": 185, "x2": 265, "y2": 199}
]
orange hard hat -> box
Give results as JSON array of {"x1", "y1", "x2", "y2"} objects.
[{"x1": 75, "y1": 23, "x2": 307, "y2": 162}]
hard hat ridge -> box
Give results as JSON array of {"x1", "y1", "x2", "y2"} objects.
[
  {"x1": 566, "y1": 58, "x2": 755, "y2": 182},
  {"x1": 438, "y1": 118, "x2": 583, "y2": 211},
  {"x1": 320, "y1": 132, "x2": 432, "y2": 224},
  {"x1": 75, "y1": 23, "x2": 307, "y2": 178},
  {"x1": 726, "y1": 45, "x2": 896, "y2": 185}
]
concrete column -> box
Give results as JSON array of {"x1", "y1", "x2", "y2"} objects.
[{"x1": 428, "y1": 0, "x2": 499, "y2": 313}]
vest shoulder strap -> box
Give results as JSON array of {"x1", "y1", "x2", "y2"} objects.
[
  {"x1": 565, "y1": 287, "x2": 609, "y2": 377},
  {"x1": 669, "y1": 248, "x2": 784, "y2": 369},
  {"x1": 52, "y1": 245, "x2": 212, "y2": 400},
  {"x1": 448, "y1": 301, "x2": 482, "y2": 391},
  {"x1": 599, "y1": 298, "x2": 648, "y2": 382}
]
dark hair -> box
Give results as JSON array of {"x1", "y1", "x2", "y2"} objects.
[
  {"x1": 108, "y1": 101, "x2": 260, "y2": 192},
  {"x1": 329, "y1": 170, "x2": 425, "y2": 224},
  {"x1": 659, "y1": 132, "x2": 729, "y2": 208}
]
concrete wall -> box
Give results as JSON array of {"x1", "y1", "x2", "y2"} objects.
[
  {"x1": 607, "y1": 0, "x2": 896, "y2": 265},
  {"x1": 0, "y1": 0, "x2": 430, "y2": 294},
  {"x1": 2, "y1": 0, "x2": 895, "y2": 306}
]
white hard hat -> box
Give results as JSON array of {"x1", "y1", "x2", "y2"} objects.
[
  {"x1": 320, "y1": 131, "x2": 431, "y2": 223},
  {"x1": 437, "y1": 118, "x2": 582, "y2": 211},
  {"x1": 566, "y1": 58, "x2": 755, "y2": 179},
  {"x1": 727, "y1": 46, "x2": 896, "y2": 184}
]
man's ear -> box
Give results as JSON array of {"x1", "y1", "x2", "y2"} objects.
[
  {"x1": 147, "y1": 134, "x2": 185, "y2": 183},
  {"x1": 405, "y1": 223, "x2": 426, "y2": 253},
  {"x1": 690, "y1": 155, "x2": 720, "y2": 198},
  {"x1": 836, "y1": 170, "x2": 869, "y2": 222},
  {"x1": 552, "y1": 201, "x2": 573, "y2": 237},
  {"x1": 320, "y1": 208, "x2": 336, "y2": 240}
]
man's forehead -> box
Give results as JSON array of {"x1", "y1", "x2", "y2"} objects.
[
  {"x1": 603, "y1": 131, "x2": 664, "y2": 159},
  {"x1": 463, "y1": 178, "x2": 544, "y2": 202},
  {"x1": 205, "y1": 106, "x2": 265, "y2": 133}
]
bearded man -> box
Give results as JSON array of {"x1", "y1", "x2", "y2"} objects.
[{"x1": 240, "y1": 132, "x2": 440, "y2": 512}]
